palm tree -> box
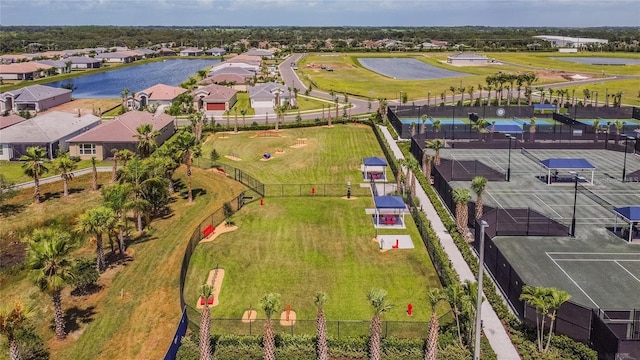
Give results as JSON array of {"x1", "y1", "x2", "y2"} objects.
[
  {"x1": 199, "y1": 284, "x2": 213, "y2": 360},
  {"x1": 111, "y1": 148, "x2": 120, "y2": 182},
  {"x1": 27, "y1": 228, "x2": 73, "y2": 339},
  {"x1": 426, "y1": 139, "x2": 445, "y2": 166},
  {"x1": 233, "y1": 108, "x2": 239, "y2": 133},
  {"x1": 314, "y1": 292, "x2": 329, "y2": 360},
  {"x1": 445, "y1": 282, "x2": 465, "y2": 347},
  {"x1": 422, "y1": 150, "x2": 433, "y2": 183},
  {"x1": 76, "y1": 206, "x2": 116, "y2": 272},
  {"x1": 452, "y1": 188, "x2": 471, "y2": 235},
  {"x1": 52, "y1": 153, "x2": 77, "y2": 197},
  {"x1": 260, "y1": 293, "x2": 281, "y2": 360},
  {"x1": 520, "y1": 285, "x2": 551, "y2": 352},
  {"x1": 0, "y1": 302, "x2": 30, "y2": 360},
  {"x1": 91, "y1": 157, "x2": 99, "y2": 191},
  {"x1": 544, "y1": 289, "x2": 571, "y2": 352},
  {"x1": 367, "y1": 289, "x2": 393, "y2": 360},
  {"x1": 592, "y1": 119, "x2": 601, "y2": 143},
  {"x1": 135, "y1": 124, "x2": 160, "y2": 158},
  {"x1": 20, "y1": 146, "x2": 49, "y2": 204},
  {"x1": 613, "y1": 120, "x2": 626, "y2": 144},
  {"x1": 467, "y1": 86, "x2": 474, "y2": 106},
  {"x1": 189, "y1": 112, "x2": 205, "y2": 142},
  {"x1": 425, "y1": 288, "x2": 443, "y2": 360},
  {"x1": 472, "y1": 118, "x2": 489, "y2": 141},
  {"x1": 102, "y1": 183, "x2": 132, "y2": 256},
  {"x1": 449, "y1": 86, "x2": 456, "y2": 106},
  {"x1": 197, "y1": 69, "x2": 207, "y2": 81},
  {"x1": 118, "y1": 149, "x2": 135, "y2": 168},
  {"x1": 420, "y1": 115, "x2": 427, "y2": 134},
  {"x1": 174, "y1": 130, "x2": 201, "y2": 203},
  {"x1": 240, "y1": 108, "x2": 248, "y2": 129},
  {"x1": 153, "y1": 143, "x2": 181, "y2": 194},
  {"x1": 471, "y1": 176, "x2": 487, "y2": 220},
  {"x1": 432, "y1": 119, "x2": 442, "y2": 133},
  {"x1": 529, "y1": 117, "x2": 537, "y2": 143}
]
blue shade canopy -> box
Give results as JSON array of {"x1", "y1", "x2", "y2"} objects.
[
  {"x1": 614, "y1": 206, "x2": 640, "y2": 221},
  {"x1": 363, "y1": 157, "x2": 388, "y2": 166},
  {"x1": 490, "y1": 124, "x2": 523, "y2": 133},
  {"x1": 540, "y1": 158, "x2": 595, "y2": 169},
  {"x1": 534, "y1": 104, "x2": 557, "y2": 110},
  {"x1": 374, "y1": 196, "x2": 406, "y2": 209}
]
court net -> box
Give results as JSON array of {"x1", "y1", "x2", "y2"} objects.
[{"x1": 520, "y1": 147, "x2": 541, "y2": 163}]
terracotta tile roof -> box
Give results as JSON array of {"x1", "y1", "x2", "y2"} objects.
[
  {"x1": 137, "y1": 84, "x2": 187, "y2": 101},
  {"x1": 68, "y1": 111, "x2": 175, "y2": 143},
  {"x1": 0, "y1": 114, "x2": 26, "y2": 129},
  {"x1": 192, "y1": 84, "x2": 237, "y2": 101},
  {"x1": 0, "y1": 62, "x2": 52, "y2": 74}
]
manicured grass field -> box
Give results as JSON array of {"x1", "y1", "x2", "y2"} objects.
[
  {"x1": 201, "y1": 125, "x2": 388, "y2": 184},
  {"x1": 0, "y1": 159, "x2": 113, "y2": 184},
  {"x1": 184, "y1": 197, "x2": 443, "y2": 324}
]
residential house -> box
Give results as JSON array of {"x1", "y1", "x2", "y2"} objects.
[
  {"x1": 244, "y1": 48, "x2": 275, "y2": 58},
  {"x1": 201, "y1": 67, "x2": 255, "y2": 89},
  {"x1": 205, "y1": 48, "x2": 226, "y2": 56},
  {"x1": 0, "y1": 62, "x2": 53, "y2": 80},
  {"x1": 210, "y1": 60, "x2": 259, "y2": 74},
  {"x1": 67, "y1": 111, "x2": 176, "y2": 160},
  {"x1": 95, "y1": 52, "x2": 134, "y2": 63},
  {"x1": 248, "y1": 82, "x2": 295, "y2": 110},
  {"x1": 67, "y1": 56, "x2": 102, "y2": 69},
  {"x1": 157, "y1": 48, "x2": 177, "y2": 56},
  {"x1": 36, "y1": 59, "x2": 71, "y2": 74},
  {"x1": 132, "y1": 48, "x2": 156, "y2": 58},
  {"x1": 0, "y1": 111, "x2": 100, "y2": 160},
  {"x1": 180, "y1": 47, "x2": 203, "y2": 57},
  {"x1": 191, "y1": 83, "x2": 238, "y2": 111},
  {"x1": 446, "y1": 52, "x2": 489, "y2": 65},
  {"x1": 0, "y1": 85, "x2": 72, "y2": 113},
  {"x1": 0, "y1": 54, "x2": 29, "y2": 64},
  {"x1": 129, "y1": 84, "x2": 187, "y2": 109},
  {"x1": 0, "y1": 114, "x2": 26, "y2": 129}
]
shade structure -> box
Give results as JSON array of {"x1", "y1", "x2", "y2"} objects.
[
  {"x1": 362, "y1": 156, "x2": 388, "y2": 181},
  {"x1": 372, "y1": 196, "x2": 407, "y2": 228},
  {"x1": 539, "y1": 158, "x2": 596, "y2": 185},
  {"x1": 613, "y1": 206, "x2": 640, "y2": 243}
]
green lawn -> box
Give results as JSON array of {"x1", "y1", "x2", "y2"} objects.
[
  {"x1": 184, "y1": 197, "x2": 444, "y2": 326},
  {"x1": 201, "y1": 125, "x2": 388, "y2": 184},
  {"x1": 0, "y1": 159, "x2": 113, "y2": 184}
]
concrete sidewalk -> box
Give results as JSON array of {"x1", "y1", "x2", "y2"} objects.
[
  {"x1": 379, "y1": 125, "x2": 520, "y2": 360},
  {"x1": 13, "y1": 166, "x2": 113, "y2": 190}
]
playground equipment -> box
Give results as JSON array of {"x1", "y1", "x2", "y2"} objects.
[
  {"x1": 263, "y1": 152, "x2": 271, "y2": 159},
  {"x1": 407, "y1": 303, "x2": 413, "y2": 316}
]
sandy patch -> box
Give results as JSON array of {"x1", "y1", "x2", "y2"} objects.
[
  {"x1": 218, "y1": 136, "x2": 229, "y2": 139},
  {"x1": 42, "y1": 98, "x2": 121, "y2": 116},
  {"x1": 242, "y1": 310, "x2": 257, "y2": 323},
  {"x1": 196, "y1": 268, "x2": 225, "y2": 309},
  {"x1": 279, "y1": 310, "x2": 297, "y2": 326},
  {"x1": 259, "y1": 157, "x2": 273, "y2": 161},
  {"x1": 225, "y1": 155, "x2": 242, "y2": 161},
  {"x1": 199, "y1": 221, "x2": 238, "y2": 243},
  {"x1": 275, "y1": 150, "x2": 285, "y2": 154},
  {"x1": 289, "y1": 143, "x2": 308, "y2": 148},
  {"x1": 341, "y1": 196, "x2": 358, "y2": 200}
]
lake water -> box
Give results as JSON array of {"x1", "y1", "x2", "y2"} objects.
[
  {"x1": 44, "y1": 59, "x2": 220, "y2": 98},
  {"x1": 358, "y1": 58, "x2": 468, "y2": 80}
]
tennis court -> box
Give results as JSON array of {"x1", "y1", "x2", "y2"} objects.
[
  {"x1": 577, "y1": 118, "x2": 640, "y2": 126},
  {"x1": 400, "y1": 117, "x2": 471, "y2": 125},
  {"x1": 441, "y1": 147, "x2": 640, "y2": 308}
]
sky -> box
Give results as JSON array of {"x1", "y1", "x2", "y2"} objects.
[{"x1": 1, "y1": 0, "x2": 639, "y2": 27}]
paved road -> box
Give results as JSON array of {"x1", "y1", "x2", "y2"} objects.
[
  {"x1": 379, "y1": 125, "x2": 521, "y2": 360},
  {"x1": 13, "y1": 166, "x2": 113, "y2": 190}
]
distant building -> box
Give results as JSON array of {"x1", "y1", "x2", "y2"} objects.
[
  {"x1": 446, "y1": 52, "x2": 489, "y2": 65},
  {"x1": 533, "y1": 35, "x2": 608, "y2": 48},
  {"x1": 205, "y1": 48, "x2": 226, "y2": 56},
  {"x1": 180, "y1": 47, "x2": 203, "y2": 57},
  {"x1": 244, "y1": 48, "x2": 275, "y2": 58}
]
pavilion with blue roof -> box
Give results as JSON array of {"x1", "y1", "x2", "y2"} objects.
[
  {"x1": 367, "y1": 195, "x2": 407, "y2": 228},
  {"x1": 361, "y1": 156, "x2": 388, "y2": 181},
  {"x1": 613, "y1": 206, "x2": 640, "y2": 243},
  {"x1": 538, "y1": 158, "x2": 595, "y2": 185}
]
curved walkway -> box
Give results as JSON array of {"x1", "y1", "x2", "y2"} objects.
[
  {"x1": 13, "y1": 166, "x2": 113, "y2": 190},
  {"x1": 379, "y1": 125, "x2": 521, "y2": 360}
]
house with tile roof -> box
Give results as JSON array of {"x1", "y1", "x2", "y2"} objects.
[
  {"x1": 0, "y1": 62, "x2": 53, "y2": 80},
  {"x1": 0, "y1": 114, "x2": 26, "y2": 130},
  {"x1": 180, "y1": 47, "x2": 203, "y2": 57},
  {"x1": 67, "y1": 111, "x2": 176, "y2": 160},
  {"x1": 245, "y1": 48, "x2": 275, "y2": 58},
  {"x1": 0, "y1": 111, "x2": 100, "y2": 160},
  {"x1": 129, "y1": 84, "x2": 187, "y2": 110},
  {"x1": 248, "y1": 82, "x2": 295, "y2": 110},
  {"x1": 95, "y1": 52, "x2": 134, "y2": 63},
  {"x1": 0, "y1": 85, "x2": 72, "y2": 113},
  {"x1": 66, "y1": 56, "x2": 102, "y2": 69},
  {"x1": 36, "y1": 59, "x2": 71, "y2": 74},
  {"x1": 0, "y1": 54, "x2": 29, "y2": 64},
  {"x1": 192, "y1": 84, "x2": 238, "y2": 111},
  {"x1": 205, "y1": 48, "x2": 226, "y2": 56}
]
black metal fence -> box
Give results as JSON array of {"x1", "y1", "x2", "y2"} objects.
[
  {"x1": 591, "y1": 309, "x2": 640, "y2": 359},
  {"x1": 196, "y1": 159, "x2": 265, "y2": 197}
]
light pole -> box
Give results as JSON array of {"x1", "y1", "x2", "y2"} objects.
[
  {"x1": 399, "y1": 90, "x2": 403, "y2": 104},
  {"x1": 570, "y1": 172, "x2": 579, "y2": 237},
  {"x1": 427, "y1": 91, "x2": 431, "y2": 107},
  {"x1": 505, "y1": 134, "x2": 515, "y2": 182},
  {"x1": 474, "y1": 220, "x2": 489, "y2": 360},
  {"x1": 622, "y1": 136, "x2": 633, "y2": 182}
]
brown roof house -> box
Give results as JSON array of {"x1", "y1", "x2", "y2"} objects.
[
  {"x1": 67, "y1": 111, "x2": 176, "y2": 160},
  {"x1": 0, "y1": 114, "x2": 26, "y2": 129},
  {"x1": 0, "y1": 62, "x2": 53, "y2": 80},
  {"x1": 127, "y1": 84, "x2": 187, "y2": 110},
  {"x1": 0, "y1": 85, "x2": 72, "y2": 113},
  {"x1": 0, "y1": 111, "x2": 100, "y2": 160},
  {"x1": 192, "y1": 84, "x2": 238, "y2": 111}
]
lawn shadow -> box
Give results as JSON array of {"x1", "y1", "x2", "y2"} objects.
[
  {"x1": 0, "y1": 203, "x2": 26, "y2": 216},
  {"x1": 127, "y1": 231, "x2": 157, "y2": 246},
  {"x1": 182, "y1": 188, "x2": 207, "y2": 200},
  {"x1": 64, "y1": 305, "x2": 96, "y2": 334},
  {"x1": 70, "y1": 283, "x2": 103, "y2": 297}
]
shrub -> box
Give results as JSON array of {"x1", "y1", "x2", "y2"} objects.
[
  {"x1": 175, "y1": 334, "x2": 199, "y2": 360},
  {"x1": 71, "y1": 257, "x2": 100, "y2": 295}
]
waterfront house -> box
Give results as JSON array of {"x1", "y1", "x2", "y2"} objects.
[
  {"x1": 0, "y1": 62, "x2": 53, "y2": 80},
  {"x1": 192, "y1": 83, "x2": 238, "y2": 111},
  {"x1": 0, "y1": 85, "x2": 72, "y2": 113},
  {"x1": 130, "y1": 84, "x2": 187, "y2": 109},
  {"x1": 205, "y1": 48, "x2": 226, "y2": 56},
  {"x1": 180, "y1": 47, "x2": 203, "y2": 57},
  {"x1": 95, "y1": 52, "x2": 134, "y2": 63},
  {"x1": 66, "y1": 56, "x2": 102, "y2": 69}
]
